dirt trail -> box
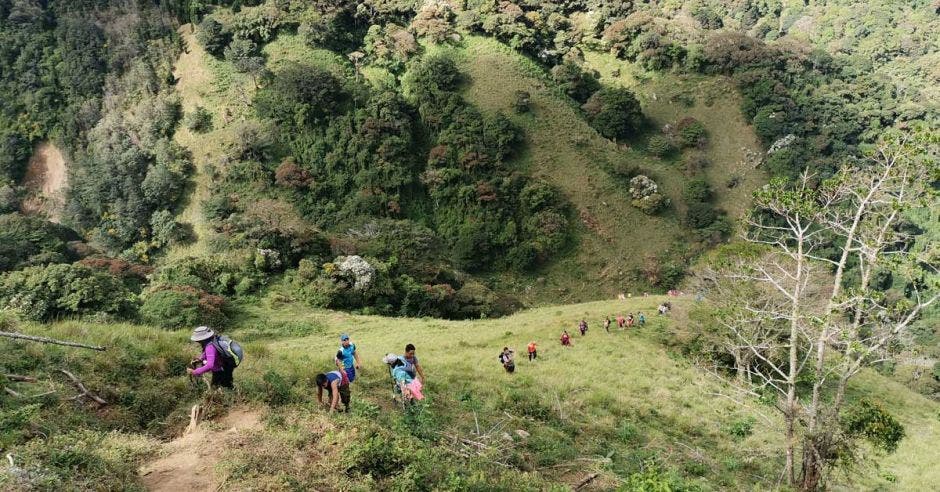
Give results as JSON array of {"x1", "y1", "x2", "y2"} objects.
[
  {"x1": 20, "y1": 142, "x2": 67, "y2": 222},
  {"x1": 139, "y1": 406, "x2": 262, "y2": 491}
]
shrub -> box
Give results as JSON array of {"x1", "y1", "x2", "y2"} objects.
[
  {"x1": 684, "y1": 178, "x2": 713, "y2": 203},
  {"x1": 686, "y1": 201, "x2": 719, "y2": 229},
  {"x1": 0, "y1": 213, "x2": 75, "y2": 271},
  {"x1": 196, "y1": 17, "x2": 230, "y2": 56},
  {"x1": 512, "y1": 90, "x2": 531, "y2": 113},
  {"x1": 404, "y1": 54, "x2": 462, "y2": 101},
  {"x1": 224, "y1": 37, "x2": 264, "y2": 75},
  {"x1": 139, "y1": 286, "x2": 228, "y2": 329},
  {"x1": 726, "y1": 416, "x2": 756, "y2": 439},
  {"x1": 842, "y1": 400, "x2": 905, "y2": 453},
  {"x1": 582, "y1": 87, "x2": 644, "y2": 140},
  {"x1": 677, "y1": 117, "x2": 707, "y2": 147},
  {"x1": 254, "y1": 63, "x2": 345, "y2": 128},
  {"x1": 551, "y1": 61, "x2": 601, "y2": 103},
  {"x1": 0, "y1": 263, "x2": 135, "y2": 321},
  {"x1": 646, "y1": 135, "x2": 675, "y2": 157},
  {"x1": 184, "y1": 106, "x2": 212, "y2": 133},
  {"x1": 274, "y1": 158, "x2": 313, "y2": 188}
]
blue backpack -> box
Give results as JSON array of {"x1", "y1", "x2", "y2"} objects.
[{"x1": 212, "y1": 335, "x2": 244, "y2": 367}]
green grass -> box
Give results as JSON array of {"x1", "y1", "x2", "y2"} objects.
[
  {"x1": 5, "y1": 296, "x2": 936, "y2": 489},
  {"x1": 433, "y1": 36, "x2": 765, "y2": 305}
]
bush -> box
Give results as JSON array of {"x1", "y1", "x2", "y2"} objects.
[
  {"x1": 184, "y1": 106, "x2": 212, "y2": 133},
  {"x1": 684, "y1": 178, "x2": 713, "y2": 203},
  {"x1": 0, "y1": 263, "x2": 135, "y2": 321},
  {"x1": 686, "y1": 201, "x2": 719, "y2": 229},
  {"x1": 196, "y1": 17, "x2": 230, "y2": 57},
  {"x1": 404, "y1": 54, "x2": 462, "y2": 101},
  {"x1": 254, "y1": 63, "x2": 345, "y2": 128},
  {"x1": 224, "y1": 37, "x2": 264, "y2": 75},
  {"x1": 629, "y1": 175, "x2": 668, "y2": 214},
  {"x1": 726, "y1": 416, "x2": 756, "y2": 439},
  {"x1": 551, "y1": 61, "x2": 601, "y2": 103},
  {"x1": 582, "y1": 87, "x2": 644, "y2": 140},
  {"x1": 512, "y1": 90, "x2": 531, "y2": 113},
  {"x1": 646, "y1": 135, "x2": 676, "y2": 157},
  {"x1": 139, "y1": 286, "x2": 228, "y2": 329},
  {"x1": 0, "y1": 213, "x2": 76, "y2": 272},
  {"x1": 677, "y1": 117, "x2": 707, "y2": 147}
]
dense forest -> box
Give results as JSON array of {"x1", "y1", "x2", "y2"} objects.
[{"x1": 1, "y1": 0, "x2": 936, "y2": 316}]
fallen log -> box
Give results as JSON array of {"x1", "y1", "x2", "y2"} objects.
[
  {"x1": 3, "y1": 374, "x2": 37, "y2": 382},
  {"x1": 58, "y1": 369, "x2": 107, "y2": 405},
  {"x1": 0, "y1": 331, "x2": 106, "y2": 351},
  {"x1": 575, "y1": 473, "x2": 599, "y2": 490}
]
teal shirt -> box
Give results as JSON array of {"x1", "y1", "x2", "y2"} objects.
[{"x1": 337, "y1": 343, "x2": 357, "y2": 369}]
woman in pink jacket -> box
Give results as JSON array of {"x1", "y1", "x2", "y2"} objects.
[{"x1": 186, "y1": 326, "x2": 235, "y2": 389}]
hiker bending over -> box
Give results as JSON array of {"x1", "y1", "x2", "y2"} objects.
[
  {"x1": 499, "y1": 347, "x2": 515, "y2": 373},
  {"x1": 399, "y1": 343, "x2": 425, "y2": 382},
  {"x1": 560, "y1": 330, "x2": 572, "y2": 347},
  {"x1": 638, "y1": 312, "x2": 646, "y2": 326},
  {"x1": 626, "y1": 313, "x2": 634, "y2": 327},
  {"x1": 616, "y1": 315, "x2": 625, "y2": 329},
  {"x1": 604, "y1": 316, "x2": 611, "y2": 333},
  {"x1": 335, "y1": 333, "x2": 361, "y2": 383},
  {"x1": 578, "y1": 319, "x2": 588, "y2": 336},
  {"x1": 316, "y1": 370, "x2": 351, "y2": 413},
  {"x1": 527, "y1": 341, "x2": 538, "y2": 361},
  {"x1": 187, "y1": 326, "x2": 238, "y2": 389}
]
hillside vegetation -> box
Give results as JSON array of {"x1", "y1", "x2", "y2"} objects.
[{"x1": 3, "y1": 297, "x2": 938, "y2": 490}]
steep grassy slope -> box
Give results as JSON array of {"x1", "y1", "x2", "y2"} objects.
[
  {"x1": 3, "y1": 297, "x2": 937, "y2": 490},
  {"x1": 432, "y1": 37, "x2": 764, "y2": 305}
]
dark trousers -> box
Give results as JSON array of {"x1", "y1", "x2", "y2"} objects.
[
  {"x1": 329, "y1": 384, "x2": 351, "y2": 411},
  {"x1": 528, "y1": 351, "x2": 537, "y2": 361},
  {"x1": 211, "y1": 358, "x2": 236, "y2": 389}
]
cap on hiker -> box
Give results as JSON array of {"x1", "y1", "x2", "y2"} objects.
[
  {"x1": 190, "y1": 326, "x2": 214, "y2": 342},
  {"x1": 340, "y1": 333, "x2": 350, "y2": 341},
  {"x1": 383, "y1": 353, "x2": 398, "y2": 364}
]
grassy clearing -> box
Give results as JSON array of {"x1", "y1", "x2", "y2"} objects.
[
  {"x1": 3, "y1": 296, "x2": 937, "y2": 489},
  {"x1": 581, "y1": 51, "x2": 765, "y2": 218},
  {"x1": 441, "y1": 37, "x2": 764, "y2": 305}
]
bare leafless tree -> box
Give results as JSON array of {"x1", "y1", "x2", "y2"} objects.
[{"x1": 702, "y1": 128, "x2": 939, "y2": 490}]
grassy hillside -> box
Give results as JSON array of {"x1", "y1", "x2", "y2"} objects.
[{"x1": 3, "y1": 296, "x2": 937, "y2": 490}]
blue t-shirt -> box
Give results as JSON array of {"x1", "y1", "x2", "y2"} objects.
[
  {"x1": 325, "y1": 370, "x2": 346, "y2": 387},
  {"x1": 398, "y1": 355, "x2": 419, "y2": 377},
  {"x1": 337, "y1": 343, "x2": 357, "y2": 369},
  {"x1": 392, "y1": 366, "x2": 413, "y2": 384}
]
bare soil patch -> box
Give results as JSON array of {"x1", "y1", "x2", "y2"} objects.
[{"x1": 20, "y1": 142, "x2": 67, "y2": 221}]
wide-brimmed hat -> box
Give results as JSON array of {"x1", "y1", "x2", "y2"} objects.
[
  {"x1": 382, "y1": 353, "x2": 398, "y2": 365},
  {"x1": 190, "y1": 326, "x2": 215, "y2": 342}
]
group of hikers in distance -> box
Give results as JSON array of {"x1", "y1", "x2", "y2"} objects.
[{"x1": 185, "y1": 302, "x2": 673, "y2": 406}]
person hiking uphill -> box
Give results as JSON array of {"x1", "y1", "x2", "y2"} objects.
[
  {"x1": 383, "y1": 354, "x2": 424, "y2": 401},
  {"x1": 316, "y1": 369, "x2": 350, "y2": 413},
  {"x1": 604, "y1": 316, "x2": 611, "y2": 333},
  {"x1": 187, "y1": 326, "x2": 240, "y2": 389},
  {"x1": 638, "y1": 312, "x2": 646, "y2": 326},
  {"x1": 616, "y1": 314, "x2": 625, "y2": 329},
  {"x1": 399, "y1": 343, "x2": 426, "y2": 382},
  {"x1": 578, "y1": 319, "x2": 588, "y2": 336},
  {"x1": 527, "y1": 341, "x2": 538, "y2": 361},
  {"x1": 498, "y1": 347, "x2": 515, "y2": 373},
  {"x1": 335, "y1": 333, "x2": 361, "y2": 383},
  {"x1": 560, "y1": 330, "x2": 572, "y2": 347}
]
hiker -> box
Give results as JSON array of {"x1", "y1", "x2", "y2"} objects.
[
  {"x1": 527, "y1": 341, "x2": 538, "y2": 361},
  {"x1": 187, "y1": 326, "x2": 238, "y2": 389},
  {"x1": 334, "y1": 333, "x2": 361, "y2": 383},
  {"x1": 316, "y1": 369, "x2": 350, "y2": 413},
  {"x1": 604, "y1": 316, "x2": 611, "y2": 333},
  {"x1": 560, "y1": 330, "x2": 572, "y2": 346},
  {"x1": 383, "y1": 354, "x2": 425, "y2": 401},
  {"x1": 627, "y1": 313, "x2": 635, "y2": 327},
  {"x1": 399, "y1": 343, "x2": 426, "y2": 382},
  {"x1": 638, "y1": 312, "x2": 646, "y2": 326},
  {"x1": 578, "y1": 319, "x2": 588, "y2": 336},
  {"x1": 616, "y1": 314, "x2": 625, "y2": 329},
  {"x1": 498, "y1": 347, "x2": 515, "y2": 373}
]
